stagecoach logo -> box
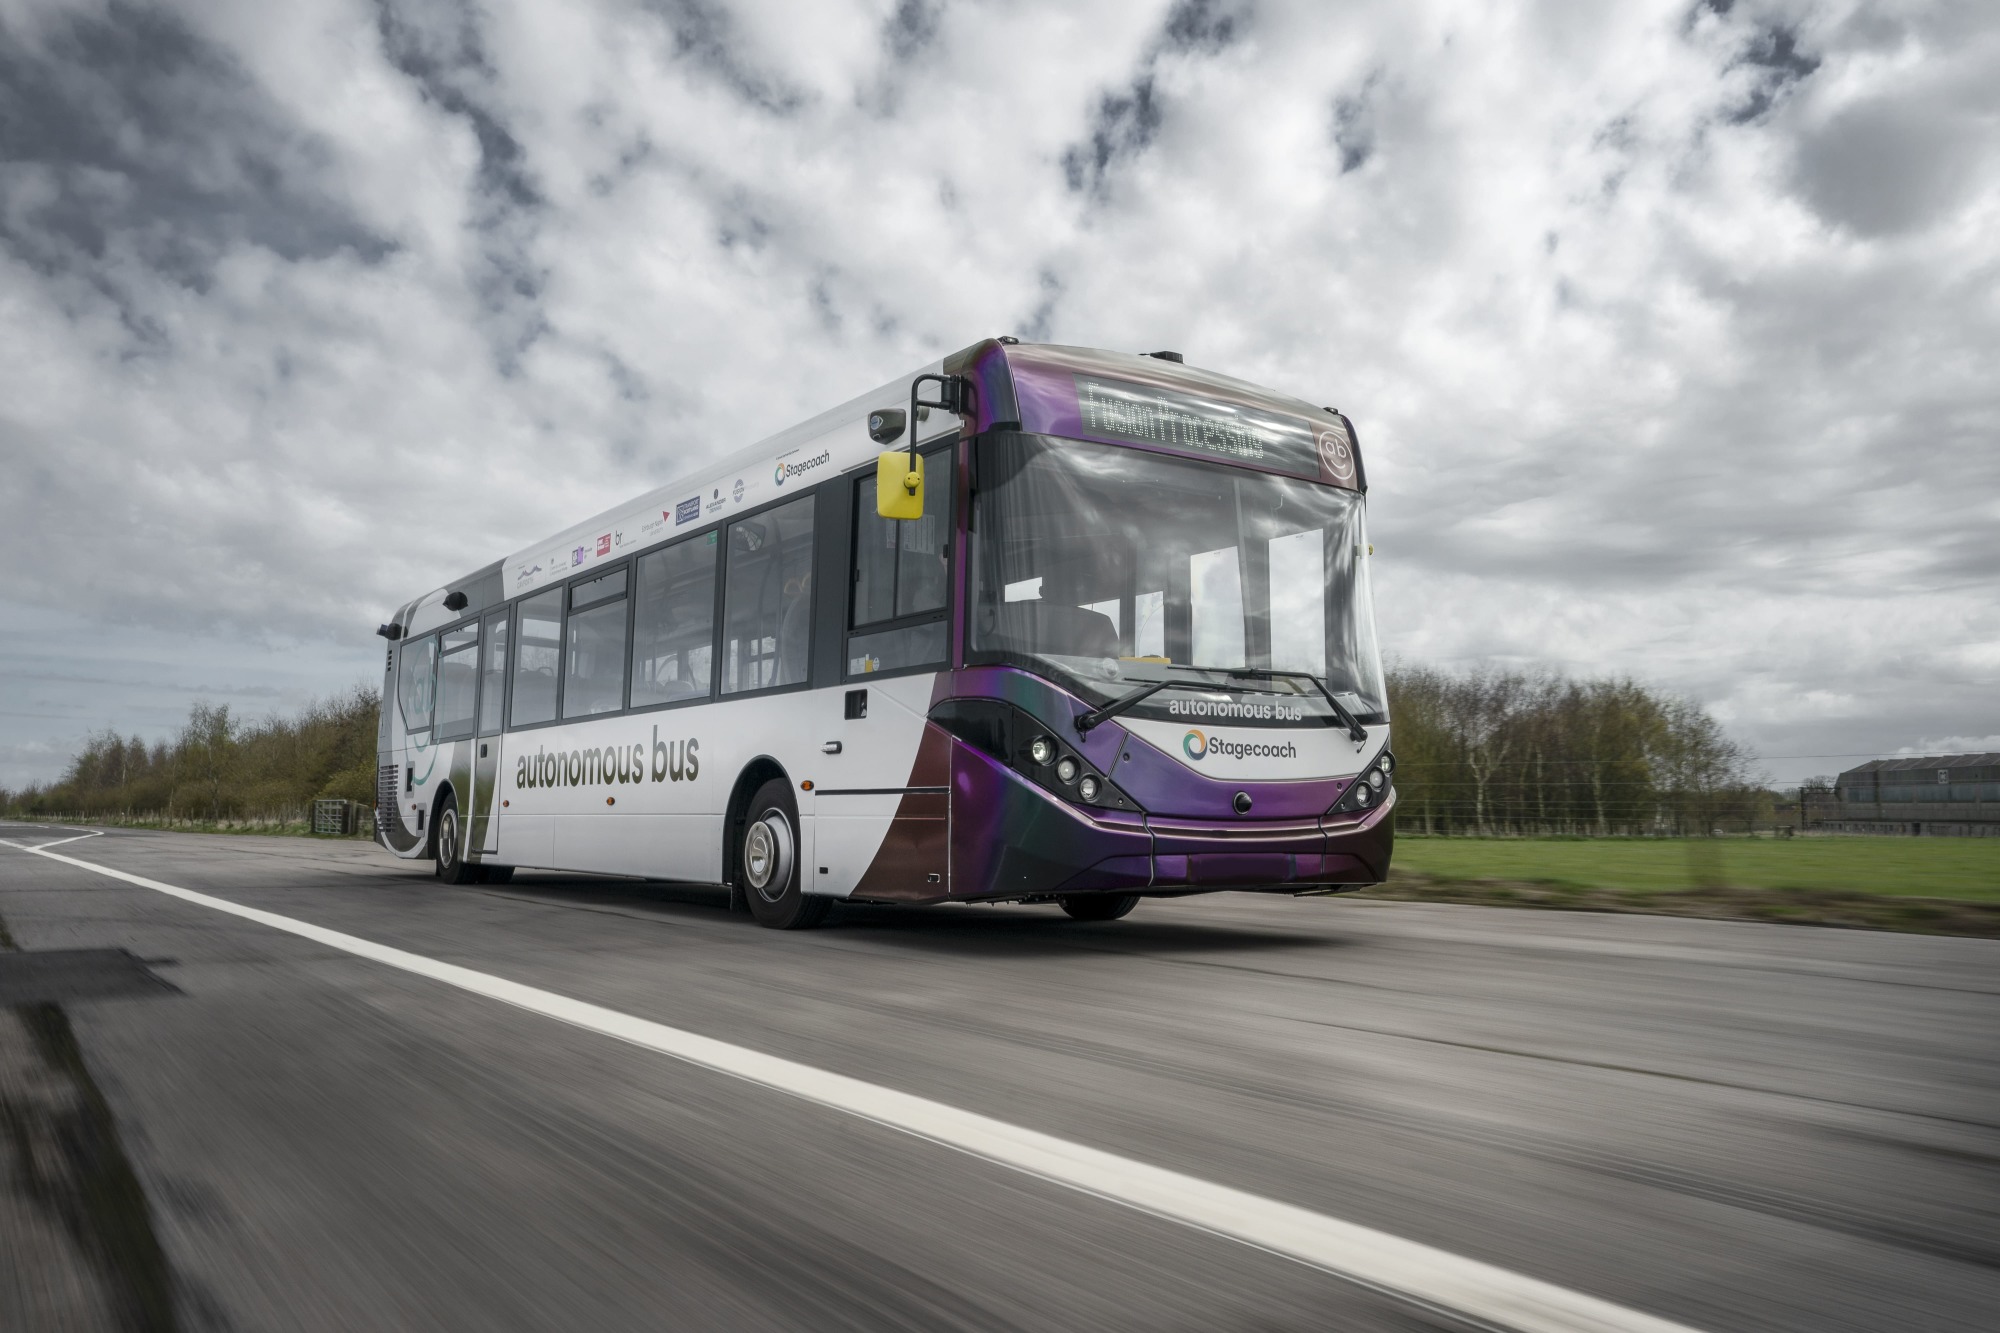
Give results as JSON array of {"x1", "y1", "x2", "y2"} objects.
[
  {"x1": 773, "y1": 449, "x2": 831, "y2": 487},
  {"x1": 673, "y1": 497, "x2": 700, "y2": 525},
  {"x1": 514, "y1": 726, "x2": 701, "y2": 791},
  {"x1": 1316, "y1": 421, "x2": 1356, "y2": 483},
  {"x1": 1182, "y1": 729, "x2": 1300, "y2": 763}
]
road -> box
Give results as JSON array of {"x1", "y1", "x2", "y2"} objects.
[{"x1": 1, "y1": 824, "x2": 1996, "y2": 1332}]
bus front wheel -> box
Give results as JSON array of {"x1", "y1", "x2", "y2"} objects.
[
  {"x1": 740, "y1": 779, "x2": 829, "y2": 930},
  {"x1": 1058, "y1": 893, "x2": 1139, "y2": 922}
]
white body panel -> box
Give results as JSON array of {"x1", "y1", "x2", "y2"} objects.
[{"x1": 390, "y1": 676, "x2": 937, "y2": 894}]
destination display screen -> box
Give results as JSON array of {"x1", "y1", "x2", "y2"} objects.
[{"x1": 1073, "y1": 374, "x2": 1349, "y2": 484}]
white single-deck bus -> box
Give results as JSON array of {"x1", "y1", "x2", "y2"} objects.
[{"x1": 375, "y1": 340, "x2": 1395, "y2": 927}]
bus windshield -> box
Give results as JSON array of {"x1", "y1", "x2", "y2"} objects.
[{"x1": 970, "y1": 434, "x2": 1387, "y2": 727}]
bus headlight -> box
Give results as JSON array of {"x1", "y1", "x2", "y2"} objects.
[
  {"x1": 1367, "y1": 769, "x2": 1385, "y2": 791},
  {"x1": 927, "y1": 699, "x2": 1141, "y2": 814},
  {"x1": 1353, "y1": 784, "x2": 1372, "y2": 807},
  {"x1": 1377, "y1": 750, "x2": 1395, "y2": 775}
]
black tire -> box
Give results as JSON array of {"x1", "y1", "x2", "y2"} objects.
[
  {"x1": 1058, "y1": 893, "x2": 1139, "y2": 922},
  {"x1": 479, "y1": 864, "x2": 514, "y2": 884},
  {"x1": 738, "y1": 778, "x2": 828, "y2": 930},
  {"x1": 433, "y1": 795, "x2": 479, "y2": 885}
]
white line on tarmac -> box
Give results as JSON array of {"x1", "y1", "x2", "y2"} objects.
[
  {"x1": 2, "y1": 830, "x2": 106, "y2": 850},
  {"x1": 2, "y1": 839, "x2": 1704, "y2": 1333}
]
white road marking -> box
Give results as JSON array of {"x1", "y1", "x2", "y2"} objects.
[
  {"x1": 0, "y1": 829, "x2": 106, "y2": 850},
  {"x1": 2, "y1": 840, "x2": 1703, "y2": 1333}
]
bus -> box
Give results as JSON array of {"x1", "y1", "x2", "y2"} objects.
[{"x1": 374, "y1": 339, "x2": 1394, "y2": 928}]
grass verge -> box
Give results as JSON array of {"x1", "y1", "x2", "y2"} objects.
[{"x1": 1362, "y1": 835, "x2": 2000, "y2": 937}]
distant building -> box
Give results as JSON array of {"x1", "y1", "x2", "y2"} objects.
[{"x1": 1823, "y1": 754, "x2": 2000, "y2": 836}]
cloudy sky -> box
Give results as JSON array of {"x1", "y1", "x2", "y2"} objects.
[{"x1": 2, "y1": 0, "x2": 1995, "y2": 789}]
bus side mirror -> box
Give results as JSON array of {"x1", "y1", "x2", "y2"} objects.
[{"x1": 876, "y1": 450, "x2": 924, "y2": 520}]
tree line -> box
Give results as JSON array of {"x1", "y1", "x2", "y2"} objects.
[
  {"x1": 3, "y1": 667, "x2": 1763, "y2": 836},
  {"x1": 1, "y1": 687, "x2": 380, "y2": 826},
  {"x1": 1385, "y1": 665, "x2": 1764, "y2": 835}
]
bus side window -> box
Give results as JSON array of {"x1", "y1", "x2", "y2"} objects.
[
  {"x1": 721, "y1": 497, "x2": 815, "y2": 694},
  {"x1": 397, "y1": 635, "x2": 438, "y2": 734},
  {"x1": 631, "y1": 535, "x2": 718, "y2": 706},
  {"x1": 435, "y1": 622, "x2": 480, "y2": 738},
  {"x1": 479, "y1": 612, "x2": 509, "y2": 735},
  {"x1": 510, "y1": 589, "x2": 562, "y2": 726}
]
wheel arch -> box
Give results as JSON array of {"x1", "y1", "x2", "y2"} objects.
[
  {"x1": 425, "y1": 780, "x2": 458, "y2": 860},
  {"x1": 723, "y1": 756, "x2": 791, "y2": 899}
]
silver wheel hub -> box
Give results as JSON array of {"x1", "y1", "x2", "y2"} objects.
[
  {"x1": 743, "y1": 813, "x2": 793, "y2": 901},
  {"x1": 439, "y1": 812, "x2": 457, "y2": 866}
]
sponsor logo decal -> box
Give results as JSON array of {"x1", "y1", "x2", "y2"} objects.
[
  {"x1": 1183, "y1": 729, "x2": 1300, "y2": 762},
  {"x1": 707, "y1": 487, "x2": 725, "y2": 514},
  {"x1": 514, "y1": 562, "x2": 542, "y2": 585},
  {"x1": 732, "y1": 477, "x2": 745, "y2": 502},
  {"x1": 1317, "y1": 421, "x2": 1356, "y2": 483},
  {"x1": 514, "y1": 727, "x2": 701, "y2": 790},
  {"x1": 597, "y1": 533, "x2": 612, "y2": 556},
  {"x1": 674, "y1": 496, "x2": 700, "y2": 525},
  {"x1": 773, "y1": 449, "x2": 831, "y2": 487},
  {"x1": 572, "y1": 546, "x2": 587, "y2": 566}
]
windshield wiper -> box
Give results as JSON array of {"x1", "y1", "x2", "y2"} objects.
[
  {"x1": 1225, "y1": 668, "x2": 1369, "y2": 744},
  {"x1": 1075, "y1": 678, "x2": 1204, "y2": 734},
  {"x1": 1075, "y1": 668, "x2": 1371, "y2": 743}
]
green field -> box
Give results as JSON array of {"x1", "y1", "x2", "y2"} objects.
[{"x1": 1388, "y1": 835, "x2": 2000, "y2": 900}]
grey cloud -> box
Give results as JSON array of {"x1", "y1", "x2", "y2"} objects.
[
  {"x1": 638, "y1": 0, "x2": 808, "y2": 115},
  {"x1": 1061, "y1": 0, "x2": 1251, "y2": 195},
  {"x1": 0, "y1": 3, "x2": 391, "y2": 296},
  {"x1": 374, "y1": 0, "x2": 548, "y2": 366},
  {"x1": 1331, "y1": 71, "x2": 1382, "y2": 174},
  {"x1": 1722, "y1": 22, "x2": 1818, "y2": 124},
  {"x1": 1792, "y1": 95, "x2": 1992, "y2": 236},
  {"x1": 882, "y1": 0, "x2": 942, "y2": 63}
]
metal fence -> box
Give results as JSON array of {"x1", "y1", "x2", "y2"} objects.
[{"x1": 311, "y1": 799, "x2": 371, "y2": 836}]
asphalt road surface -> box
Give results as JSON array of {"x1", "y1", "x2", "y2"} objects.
[{"x1": 2, "y1": 824, "x2": 1996, "y2": 1332}]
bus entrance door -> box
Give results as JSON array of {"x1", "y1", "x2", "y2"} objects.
[{"x1": 814, "y1": 678, "x2": 951, "y2": 901}]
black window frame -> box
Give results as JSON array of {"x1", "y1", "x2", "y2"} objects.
[
  {"x1": 396, "y1": 633, "x2": 440, "y2": 736},
  {"x1": 560, "y1": 557, "x2": 633, "y2": 722},
  {"x1": 627, "y1": 527, "x2": 726, "y2": 717},
  {"x1": 716, "y1": 492, "x2": 821, "y2": 701},
  {"x1": 434, "y1": 618, "x2": 482, "y2": 742},
  {"x1": 842, "y1": 440, "x2": 956, "y2": 682},
  {"x1": 478, "y1": 609, "x2": 509, "y2": 737},
  {"x1": 505, "y1": 585, "x2": 568, "y2": 733},
  {"x1": 494, "y1": 477, "x2": 847, "y2": 732}
]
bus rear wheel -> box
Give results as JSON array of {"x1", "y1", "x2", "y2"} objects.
[
  {"x1": 1058, "y1": 893, "x2": 1139, "y2": 922},
  {"x1": 740, "y1": 779, "x2": 829, "y2": 930},
  {"x1": 433, "y1": 796, "x2": 479, "y2": 886}
]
